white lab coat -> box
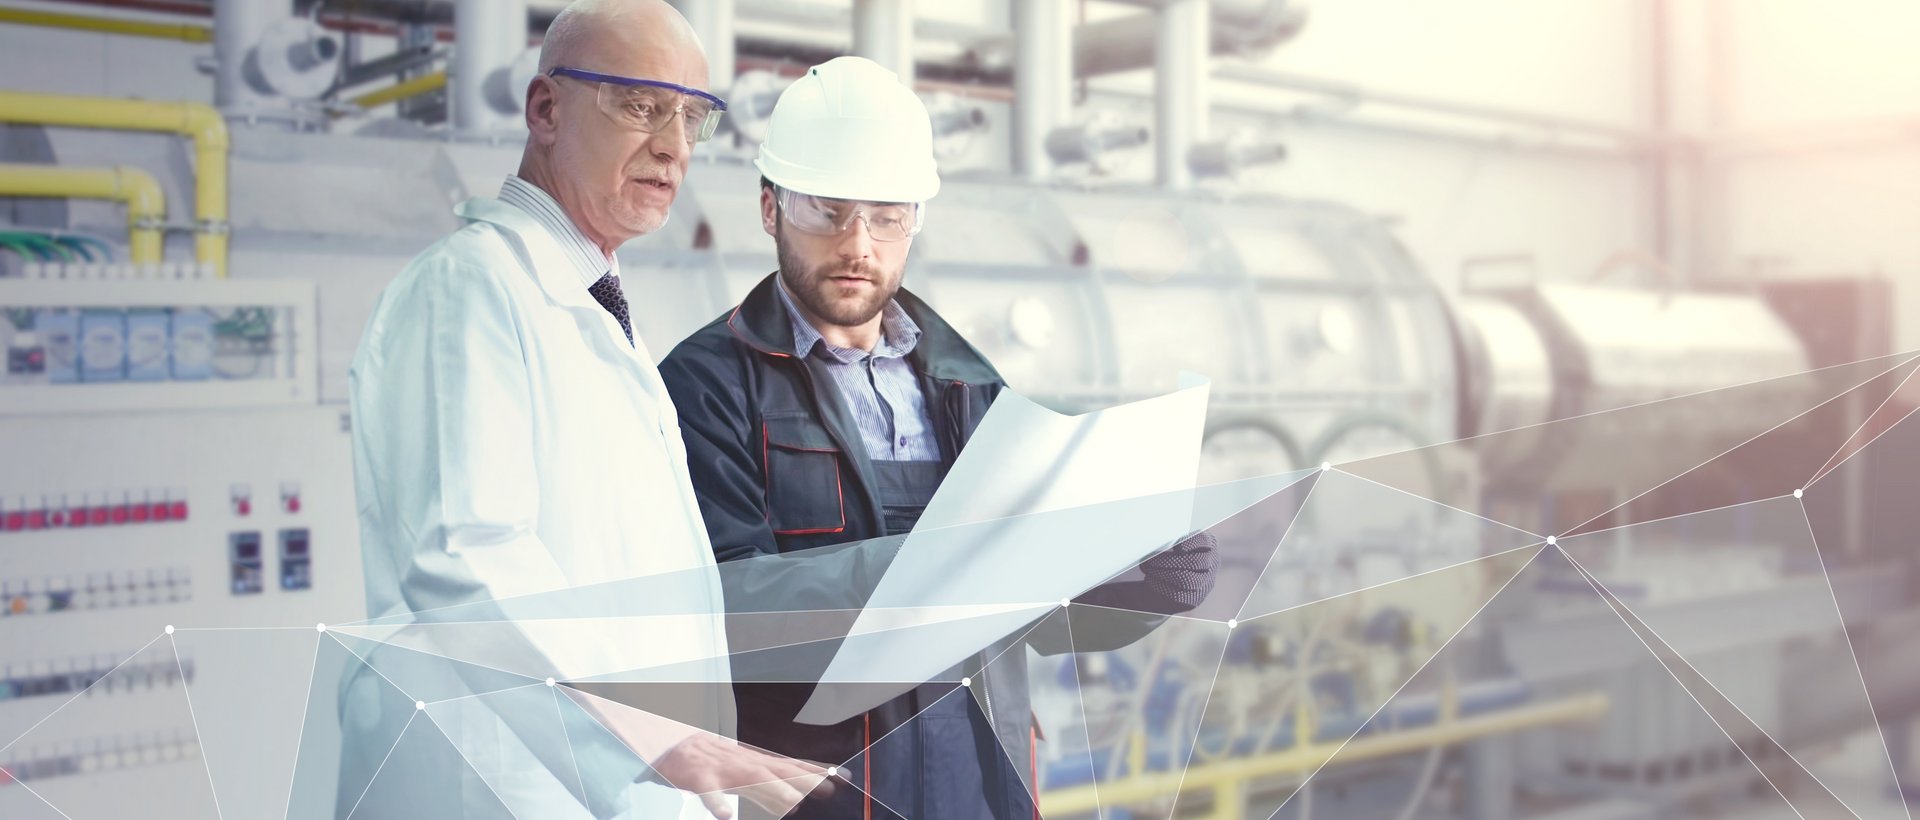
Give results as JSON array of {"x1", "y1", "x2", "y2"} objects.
[{"x1": 344, "y1": 196, "x2": 733, "y2": 820}]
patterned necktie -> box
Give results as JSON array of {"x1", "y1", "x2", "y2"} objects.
[{"x1": 588, "y1": 272, "x2": 633, "y2": 347}]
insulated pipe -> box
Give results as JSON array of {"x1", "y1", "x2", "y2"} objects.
[
  {"x1": 0, "y1": 92, "x2": 230, "y2": 277},
  {"x1": 350, "y1": 71, "x2": 450, "y2": 110},
  {"x1": 213, "y1": 0, "x2": 285, "y2": 115},
  {"x1": 1156, "y1": 0, "x2": 1209, "y2": 189},
  {"x1": 992, "y1": 0, "x2": 1304, "y2": 79},
  {"x1": 0, "y1": 164, "x2": 166, "y2": 266},
  {"x1": 853, "y1": 0, "x2": 915, "y2": 88},
  {"x1": 1011, "y1": 0, "x2": 1072, "y2": 180},
  {"x1": 0, "y1": 7, "x2": 211, "y2": 42},
  {"x1": 670, "y1": 0, "x2": 737, "y2": 94},
  {"x1": 452, "y1": 0, "x2": 528, "y2": 136}
]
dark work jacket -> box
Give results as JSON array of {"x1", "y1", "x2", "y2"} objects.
[{"x1": 660, "y1": 273, "x2": 1167, "y2": 819}]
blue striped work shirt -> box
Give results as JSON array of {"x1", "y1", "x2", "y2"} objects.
[
  {"x1": 497, "y1": 175, "x2": 616, "y2": 288},
  {"x1": 774, "y1": 277, "x2": 942, "y2": 462}
]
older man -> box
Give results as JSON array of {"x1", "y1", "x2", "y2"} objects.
[{"x1": 346, "y1": 1, "x2": 822, "y2": 818}]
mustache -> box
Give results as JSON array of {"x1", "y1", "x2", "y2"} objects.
[
  {"x1": 815, "y1": 261, "x2": 876, "y2": 280},
  {"x1": 629, "y1": 168, "x2": 679, "y2": 186}
]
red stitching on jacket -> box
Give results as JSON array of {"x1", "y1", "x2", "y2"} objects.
[{"x1": 764, "y1": 420, "x2": 848, "y2": 536}]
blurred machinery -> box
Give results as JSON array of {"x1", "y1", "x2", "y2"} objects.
[{"x1": 1, "y1": 1, "x2": 1914, "y2": 819}]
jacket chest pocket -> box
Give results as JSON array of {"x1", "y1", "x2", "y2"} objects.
[{"x1": 761, "y1": 412, "x2": 847, "y2": 536}]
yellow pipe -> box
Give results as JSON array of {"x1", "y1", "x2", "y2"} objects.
[
  {"x1": 348, "y1": 70, "x2": 449, "y2": 111},
  {"x1": 0, "y1": 8, "x2": 211, "y2": 42},
  {"x1": 0, "y1": 91, "x2": 229, "y2": 276},
  {"x1": 0, "y1": 163, "x2": 165, "y2": 265},
  {"x1": 1039, "y1": 693, "x2": 1609, "y2": 815}
]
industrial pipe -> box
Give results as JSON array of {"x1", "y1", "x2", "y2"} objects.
[
  {"x1": 1188, "y1": 132, "x2": 1288, "y2": 179},
  {"x1": 1011, "y1": 0, "x2": 1073, "y2": 180},
  {"x1": 0, "y1": 91, "x2": 230, "y2": 277},
  {"x1": 1038, "y1": 693, "x2": 1609, "y2": 815},
  {"x1": 214, "y1": 0, "x2": 283, "y2": 115},
  {"x1": 0, "y1": 164, "x2": 166, "y2": 266},
  {"x1": 671, "y1": 0, "x2": 737, "y2": 94},
  {"x1": 349, "y1": 70, "x2": 450, "y2": 110},
  {"x1": 975, "y1": 0, "x2": 1306, "y2": 80},
  {"x1": 452, "y1": 0, "x2": 529, "y2": 136},
  {"x1": 852, "y1": 0, "x2": 915, "y2": 88},
  {"x1": 1156, "y1": 0, "x2": 1209, "y2": 189},
  {"x1": 0, "y1": 7, "x2": 211, "y2": 42}
]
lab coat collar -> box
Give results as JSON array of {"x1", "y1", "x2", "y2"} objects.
[{"x1": 454, "y1": 196, "x2": 645, "y2": 359}]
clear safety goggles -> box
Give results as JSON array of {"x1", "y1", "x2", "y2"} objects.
[
  {"x1": 548, "y1": 67, "x2": 729, "y2": 143},
  {"x1": 776, "y1": 187, "x2": 925, "y2": 243}
]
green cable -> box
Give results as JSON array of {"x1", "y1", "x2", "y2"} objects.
[
  {"x1": 0, "y1": 232, "x2": 59, "y2": 261},
  {"x1": 29, "y1": 235, "x2": 74, "y2": 263},
  {"x1": 50, "y1": 236, "x2": 96, "y2": 262},
  {"x1": 69, "y1": 234, "x2": 114, "y2": 262},
  {"x1": 0, "y1": 235, "x2": 40, "y2": 262},
  {"x1": 0, "y1": 232, "x2": 51, "y2": 261}
]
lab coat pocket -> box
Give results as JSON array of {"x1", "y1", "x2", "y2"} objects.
[{"x1": 761, "y1": 412, "x2": 847, "y2": 536}]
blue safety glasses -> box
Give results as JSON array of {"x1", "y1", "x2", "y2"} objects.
[{"x1": 548, "y1": 67, "x2": 729, "y2": 143}]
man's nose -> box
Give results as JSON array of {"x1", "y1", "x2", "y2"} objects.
[
  {"x1": 838, "y1": 216, "x2": 876, "y2": 259},
  {"x1": 645, "y1": 117, "x2": 689, "y2": 163}
]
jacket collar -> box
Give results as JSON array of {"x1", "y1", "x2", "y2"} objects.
[{"x1": 727, "y1": 271, "x2": 1003, "y2": 385}]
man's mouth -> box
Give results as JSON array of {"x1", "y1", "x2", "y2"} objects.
[{"x1": 634, "y1": 177, "x2": 674, "y2": 192}]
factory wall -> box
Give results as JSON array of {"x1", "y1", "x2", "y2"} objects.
[{"x1": 1684, "y1": 0, "x2": 1920, "y2": 361}]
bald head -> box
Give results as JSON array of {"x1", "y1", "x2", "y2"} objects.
[
  {"x1": 519, "y1": 0, "x2": 713, "y2": 253},
  {"x1": 538, "y1": 0, "x2": 706, "y2": 85}
]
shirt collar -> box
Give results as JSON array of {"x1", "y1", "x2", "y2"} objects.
[
  {"x1": 774, "y1": 274, "x2": 922, "y2": 364},
  {"x1": 497, "y1": 175, "x2": 617, "y2": 288}
]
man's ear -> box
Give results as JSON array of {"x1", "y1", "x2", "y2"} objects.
[
  {"x1": 525, "y1": 76, "x2": 560, "y2": 145},
  {"x1": 760, "y1": 187, "x2": 778, "y2": 238}
]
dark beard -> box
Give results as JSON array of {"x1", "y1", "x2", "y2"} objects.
[{"x1": 774, "y1": 233, "x2": 899, "y2": 329}]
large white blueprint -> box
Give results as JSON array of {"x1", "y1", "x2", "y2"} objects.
[{"x1": 795, "y1": 374, "x2": 1210, "y2": 725}]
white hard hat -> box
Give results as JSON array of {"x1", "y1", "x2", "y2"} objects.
[{"x1": 754, "y1": 56, "x2": 941, "y2": 203}]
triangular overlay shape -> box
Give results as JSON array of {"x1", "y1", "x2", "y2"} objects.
[
  {"x1": 1236, "y1": 469, "x2": 1541, "y2": 623},
  {"x1": 1489, "y1": 545, "x2": 1835, "y2": 820},
  {"x1": 1342, "y1": 352, "x2": 1915, "y2": 537},
  {"x1": 1803, "y1": 401, "x2": 1920, "y2": 812},
  {"x1": 425, "y1": 682, "x2": 683, "y2": 819},
  {"x1": 1035, "y1": 606, "x2": 1231, "y2": 820},
  {"x1": 0, "y1": 635, "x2": 220, "y2": 820},
  {"x1": 173, "y1": 629, "x2": 323, "y2": 819},
  {"x1": 1151, "y1": 544, "x2": 1542, "y2": 819},
  {"x1": 1809, "y1": 363, "x2": 1920, "y2": 487},
  {"x1": 345, "y1": 710, "x2": 514, "y2": 820},
  {"x1": 1179, "y1": 472, "x2": 1317, "y2": 623},
  {"x1": 1560, "y1": 498, "x2": 1902, "y2": 819},
  {"x1": 1569, "y1": 356, "x2": 1920, "y2": 537},
  {"x1": 0, "y1": 782, "x2": 69, "y2": 820},
  {"x1": 969, "y1": 607, "x2": 1098, "y2": 819},
  {"x1": 293, "y1": 632, "x2": 416, "y2": 820},
  {"x1": 558, "y1": 683, "x2": 814, "y2": 820},
  {"x1": 327, "y1": 629, "x2": 545, "y2": 703}
]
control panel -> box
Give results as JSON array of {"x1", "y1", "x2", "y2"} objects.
[{"x1": 0, "y1": 406, "x2": 362, "y2": 818}]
